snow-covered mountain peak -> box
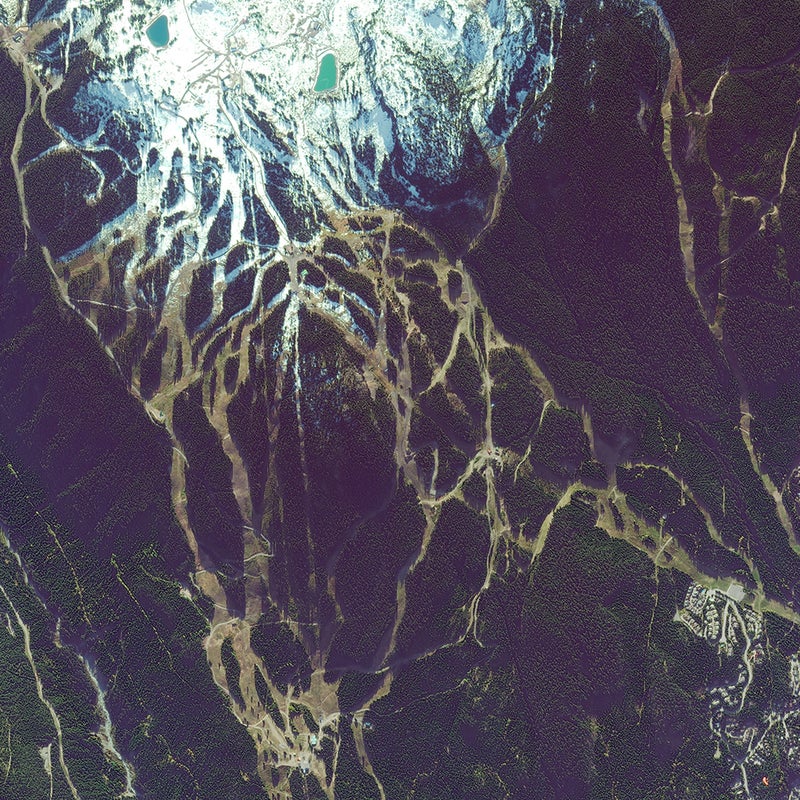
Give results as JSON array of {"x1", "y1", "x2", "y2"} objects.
[
  {"x1": 32, "y1": 0, "x2": 561, "y2": 247},
  {"x1": 14, "y1": 0, "x2": 562, "y2": 391}
]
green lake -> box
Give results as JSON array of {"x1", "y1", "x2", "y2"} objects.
[
  {"x1": 314, "y1": 53, "x2": 337, "y2": 92},
  {"x1": 146, "y1": 15, "x2": 170, "y2": 48}
]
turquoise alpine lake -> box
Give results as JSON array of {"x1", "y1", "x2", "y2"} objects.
[
  {"x1": 146, "y1": 15, "x2": 170, "y2": 48},
  {"x1": 314, "y1": 53, "x2": 338, "y2": 92}
]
